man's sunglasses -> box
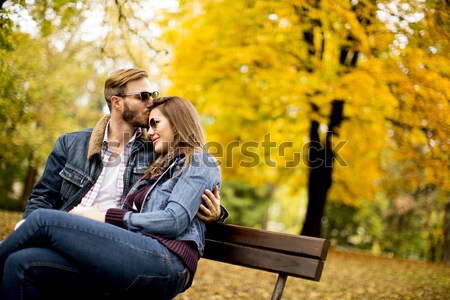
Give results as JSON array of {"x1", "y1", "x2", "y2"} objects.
[{"x1": 117, "y1": 91, "x2": 159, "y2": 102}]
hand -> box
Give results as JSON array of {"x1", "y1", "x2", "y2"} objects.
[
  {"x1": 197, "y1": 185, "x2": 221, "y2": 223},
  {"x1": 69, "y1": 205, "x2": 105, "y2": 222}
]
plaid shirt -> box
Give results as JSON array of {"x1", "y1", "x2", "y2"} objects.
[{"x1": 80, "y1": 122, "x2": 142, "y2": 209}]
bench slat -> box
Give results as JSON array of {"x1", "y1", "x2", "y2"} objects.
[
  {"x1": 206, "y1": 223, "x2": 330, "y2": 260},
  {"x1": 203, "y1": 239, "x2": 325, "y2": 281}
]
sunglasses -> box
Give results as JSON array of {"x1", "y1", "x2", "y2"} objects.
[
  {"x1": 149, "y1": 118, "x2": 159, "y2": 130},
  {"x1": 117, "y1": 91, "x2": 159, "y2": 102}
]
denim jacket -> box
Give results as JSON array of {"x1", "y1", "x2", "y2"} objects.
[
  {"x1": 23, "y1": 115, "x2": 154, "y2": 218},
  {"x1": 122, "y1": 152, "x2": 221, "y2": 255}
]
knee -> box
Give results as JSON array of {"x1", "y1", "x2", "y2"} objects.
[
  {"x1": 3, "y1": 248, "x2": 79, "y2": 283},
  {"x1": 27, "y1": 208, "x2": 63, "y2": 225},
  {"x1": 28, "y1": 208, "x2": 52, "y2": 219},
  {"x1": 4, "y1": 249, "x2": 36, "y2": 275},
  {"x1": 2, "y1": 248, "x2": 81, "y2": 299},
  {"x1": 2, "y1": 250, "x2": 33, "y2": 292}
]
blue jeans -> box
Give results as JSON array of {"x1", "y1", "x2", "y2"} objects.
[{"x1": 0, "y1": 209, "x2": 189, "y2": 300}]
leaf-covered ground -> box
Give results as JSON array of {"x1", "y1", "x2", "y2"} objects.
[
  {"x1": 0, "y1": 209, "x2": 22, "y2": 239},
  {"x1": 1, "y1": 210, "x2": 449, "y2": 299},
  {"x1": 177, "y1": 250, "x2": 450, "y2": 300}
]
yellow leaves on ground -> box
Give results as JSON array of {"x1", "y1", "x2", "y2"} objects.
[
  {"x1": 0, "y1": 210, "x2": 22, "y2": 240},
  {"x1": 176, "y1": 250, "x2": 450, "y2": 300}
]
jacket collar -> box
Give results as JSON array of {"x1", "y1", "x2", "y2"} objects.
[
  {"x1": 87, "y1": 114, "x2": 111, "y2": 160},
  {"x1": 87, "y1": 115, "x2": 149, "y2": 160}
]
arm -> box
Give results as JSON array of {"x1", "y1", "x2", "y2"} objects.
[
  {"x1": 106, "y1": 153, "x2": 222, "y2": 237},
  {"x1": 71, "y1": 192, "x2": 224, "y2": 225},
  {"x1": 22, "y1": 135, "x2": 68, "y2": 219}
]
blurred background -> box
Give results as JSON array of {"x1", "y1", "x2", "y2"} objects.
[{"x1": 0, "y1": 0, "x2": 448, "y2": 263}]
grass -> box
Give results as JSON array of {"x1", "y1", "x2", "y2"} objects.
[{"x1": 1, "y1": 209, "x2": 449, "y2": 299}]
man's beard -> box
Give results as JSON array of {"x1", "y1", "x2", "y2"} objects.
[{"x1": 122, "y1": 102, "x2": 149, "y2": 128}]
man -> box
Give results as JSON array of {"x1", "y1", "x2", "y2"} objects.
[{"x1": 17, "y1": 68, "x2": 225, "y2": 228}]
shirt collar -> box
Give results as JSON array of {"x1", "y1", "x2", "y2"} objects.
[{"x1": 102, "y1": 121, "x2": 143, "y2": 149}]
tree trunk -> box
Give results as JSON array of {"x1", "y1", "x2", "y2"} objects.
[
  {"x1": 21, "y1": 161, "x2": 38, "y2": 210},
  {"x1": 443, "y1": 199, "x2": 450, "y2": 264},
  {"x1": 301, "y1": 100, "x2": 344, "y2": 237}
]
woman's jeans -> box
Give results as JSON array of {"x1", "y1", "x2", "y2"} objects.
[{"x1": 0, "y1": 209, "x2": 189, "y2": 300}]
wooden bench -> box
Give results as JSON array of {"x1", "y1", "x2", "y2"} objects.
[{"x1": 203, "y1": 223, "x2": 330, "y2": 300}]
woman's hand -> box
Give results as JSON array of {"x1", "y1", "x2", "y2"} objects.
[
  {"x1": 69, "y1": 205, "x2": 106, "y2": 222},
  {"x1": 197, "y1": 186, "x2": 222, "y2": 223}
]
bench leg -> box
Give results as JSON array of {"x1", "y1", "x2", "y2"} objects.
[{"x1": 271, "y1": 273, "x2": 288, "y2": 300}]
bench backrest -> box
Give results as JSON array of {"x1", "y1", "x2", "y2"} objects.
[{"x1": 203, "y1": 223, "x2": 330, "y2": 281}]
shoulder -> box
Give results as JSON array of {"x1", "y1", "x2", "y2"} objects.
[
  {"x1": 193, "y1": 152, "x2": 219, "y2": 167},
  {"x1": 60, "y1": 128, "x2": 93, "y2": 138},
  {"x1": 185, "y1": 152, "x2": 221, "y2": 179},
  {"x1": 59, "y1": 128, "x2": 93, "y2": 139},
  {"x1": 178, "y1": 152, "x2": 220, "y2": 168},
  {"x1": 56, "y1": 128, "x2": 93, "y2": 147}
]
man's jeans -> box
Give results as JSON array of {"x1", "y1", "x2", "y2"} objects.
[{"x1": 0, "y1": 209, "x2": 189, "y2": 300}]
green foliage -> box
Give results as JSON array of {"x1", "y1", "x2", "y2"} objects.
[
  {"x1": 0, "y1": 162, "x2": 25, "y2": 211},
  {"x1": 266, "y1": 183, "x2": 308, "y2": 234},
  {"x1": 220, "y1": 181, "x2": 273, "y2": 228},
  {"x1": 0, "y1": 6, "x2": 13, "y2": 51},
  {"x1": 0, "y1": 3, "x2": 104, "y2": 208},
  {"x1": 323, "y1": 189, "x2": 446, "y2": 261}
]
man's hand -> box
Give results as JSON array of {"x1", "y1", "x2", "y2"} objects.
[
  {"x1": 197, "y1": 185, "x2": 221, "y2": 223},
  {"x1": 69, "y1": 205, "x2": 105, "y2": 222}
]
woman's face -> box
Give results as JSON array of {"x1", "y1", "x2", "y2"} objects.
[{"x1": 148, "y1": 108, "x2": 175, "y2": 154}]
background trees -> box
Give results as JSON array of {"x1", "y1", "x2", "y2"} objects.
[
  {"x1": 1, "y1": 0, "x2": 101, "y2": 209},
  {"x1": 0, "y1": 0, "x2": 448, "y2": 262},
  {"x1": 0, "y1": 0, "x2": 167, "y2": 209},
  {"x1": 161, "y1": 0, "x2": 448, "y2": 261}
]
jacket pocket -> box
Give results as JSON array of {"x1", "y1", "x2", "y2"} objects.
[
  {"x1": 133, "y1": 164, "x2": 148, "y2": 176},
  {"x1": 59, "y1": 164, "x2": 91, "y2": 199},
  {"x1": 128, "y1": 164, "x2": 149, "y2": 189}
]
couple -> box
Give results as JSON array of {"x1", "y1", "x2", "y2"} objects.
[{"x1": 0, "y1": 68, "x2": 226, "y2": 299}]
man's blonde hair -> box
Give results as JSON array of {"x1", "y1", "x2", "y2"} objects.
[{"x1": 104, "y1": 68, "x2": 148, "y2": 110}]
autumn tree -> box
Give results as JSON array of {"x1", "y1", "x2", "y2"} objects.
[
  {"x1": 160, "y1": 0, "x2": 448, "y2": 260},
  {"x1": 376, "y1": 0, "x2": 449, "y2": 262},
  {"x1": 0, "y1": 1, "x2": 101, "y2": 208},
  {"x1": 292, "y1": 1, "x2": 379, "y2": 237},
  {"x1": 162, "y1": 0, "x2": 395, "y2": 231}
]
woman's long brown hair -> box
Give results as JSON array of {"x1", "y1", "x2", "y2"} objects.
[{"x1": 144, "y1": 96, "x2": 207, "y2": 178}]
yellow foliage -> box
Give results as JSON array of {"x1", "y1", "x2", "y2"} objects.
[{"x1": 158, "y1": 0, "x2": 449, "y2": 208}]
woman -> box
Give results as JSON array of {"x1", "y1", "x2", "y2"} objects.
[{"x1": 0, "y1": 96, "x2": 221, "y2": 300}]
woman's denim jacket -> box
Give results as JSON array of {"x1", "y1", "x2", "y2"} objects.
[
  {"x1": 23, "y1": 116, "x2": 154, "y2": 218},
  {"x1": 122, "y1": 152, "x2": 221, "y2": 256}
]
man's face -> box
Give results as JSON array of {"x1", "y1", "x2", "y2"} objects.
[{"x1": 121, "y1": 78, "x2": 156, "y2": 128}]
